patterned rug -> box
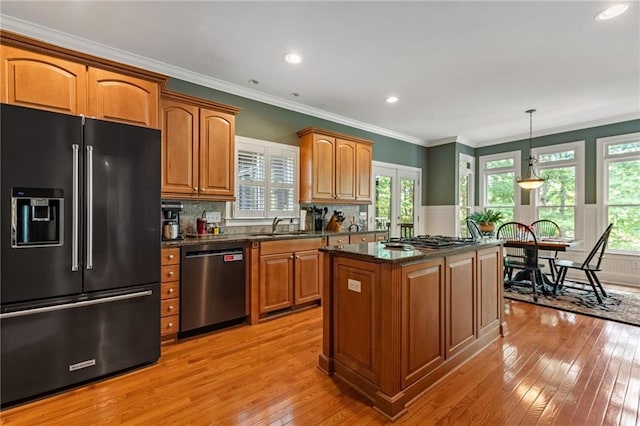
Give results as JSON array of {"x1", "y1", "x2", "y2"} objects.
[{"x1": 504, "y1": 279, "x2": 640, "y2": 327}]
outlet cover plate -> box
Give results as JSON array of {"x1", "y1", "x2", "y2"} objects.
[{"x1": 205, "y1": 211, "x2": 221, "y2": 223}]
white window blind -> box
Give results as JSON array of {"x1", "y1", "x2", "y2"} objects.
[{"x1": 234, "y1": 137, "x2": 298, "y2": 219}]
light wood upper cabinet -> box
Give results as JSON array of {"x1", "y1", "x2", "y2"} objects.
[
  {"x1": 356, "y1": 143, "x2": 373, "y2": 202},
  {"x1": 160, "y1": 92, "x2": 240, "y2": 200},
  {"x1": 161, "y1": 99, "x2": 199, "y2": 195},
  {"x1": 199, "y1": 108, "x2": 235, "y2": 198},
  {"x1": 0, "y1": 33, "x2": 165, "y2": 128},
  {"x1": 335, "y1": 139, "x2": 356, "y2": 200},
  {"x1": 297, "y1": 127, "x2": 373, "y2": 204},
  {"x1": 0, "y1": 45, "x2": 86, "y2": 115},
  {"x1": 87, "y1": 67, "x2": 159, "y2": 128}
]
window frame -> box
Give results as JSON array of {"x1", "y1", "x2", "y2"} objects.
[
  {"x1": 459, "y1": 153, "x2": 475, "y2": 236},
  {"x1": 231, "y1": 135, "x2": 299, "y2": 222},
  {"x1": 530, "y1": 140, "x2": 584, "y2": 239},
  {"x1": 596, "y1": 132, "x2": 640, "y2": 255},
  {"x1": 479, "y1": 150, "x2": 521, "y2": 221}
]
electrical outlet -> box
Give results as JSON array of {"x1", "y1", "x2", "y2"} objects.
[
  {"x1": 205, "y1": 211, "x2": 221, "y2": 223},
  {"x1": 347, "y1": 279, "x2": 361, "y2": 293}
]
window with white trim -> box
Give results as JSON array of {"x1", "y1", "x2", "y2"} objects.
[
  {"x1": 234, "y1": 136, "x2": 298, "y2": 219},
  {"x1": 531, "y1": 141, "x2": 584, "y2": 238},
  {"x1": 459, "y1": 153, "x2": 475, "y2": 236},
  {"x1": 479, "y1": 151, "x2": 520, "y2": 224},
  {"x1": 597, "y1": 132, "x2": 640, "y2": 253}
]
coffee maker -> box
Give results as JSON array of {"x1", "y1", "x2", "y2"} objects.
[{"x1": 161, "y1": 200, "x2": 183, "y2": 240}]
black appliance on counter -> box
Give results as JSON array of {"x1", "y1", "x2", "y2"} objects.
[
  {"x1": 180, "y1": 242, "x2": 246, "y2": 336},
  {"x1": 161, "y1": 200, "x2": 184, "y2": 241},
  {"x1": 0, "y1": 104, "x2": 161, "y2": 407}
]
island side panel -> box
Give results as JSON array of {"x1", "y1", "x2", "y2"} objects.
[
  {"x1": 445, "y1": 251, "x2": 477, "y2": 359},
  {"x1": 319, "y1": 251, "x2": 334, "y2": 374}
]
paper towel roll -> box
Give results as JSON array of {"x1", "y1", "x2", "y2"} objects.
[{"x1": 299, "y1": 209, "x2": 307, "y2": 230}]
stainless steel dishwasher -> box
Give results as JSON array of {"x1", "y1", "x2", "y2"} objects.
[{"x1": 180, "y1": 242, "x2": 246, "y2": 335}]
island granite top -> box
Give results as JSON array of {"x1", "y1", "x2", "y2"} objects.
[{"x1": 320, "y1": 239, "x2": 503, "y2": 264}]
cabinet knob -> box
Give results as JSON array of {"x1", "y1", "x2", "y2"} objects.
[
  {"x1": 337, "y1": 239, "x2": 343, "y2": 244},
  {"x1": 168, "y1": 322, "x2": 173, "y2": 328},
  {"x1": 168, "y1": 288, "x2": 174, "y2": 294},
  {"x1": 193, "y1": 187, "x2": 197, "y2": 192},
  {"x1": 168, "y1": 254, "x2": 174, "y2": 260},
  {"x1": 168, "y1": 305, "x2": 174, "y2": 311},
  {"x1": 361, "y1": 238, "x2": 366, "y2": 241},
  {"x1": 168, "y1": 271, "x2": 174, "y2": 276}
]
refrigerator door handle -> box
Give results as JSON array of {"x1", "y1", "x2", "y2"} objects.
[
  {"x1": 0, "y1": 290, "x2": 153, "y2": 319},
  {"x1": 86, "y1": 145, "x2": 94, "y2": 270},
  {"x1": 72, "y1": 144, "x2": 80, "y2": 271}
]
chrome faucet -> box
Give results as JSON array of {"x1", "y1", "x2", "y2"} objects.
[{"x1": 272, "y1": 217, "x2": 283, "y2": 233}]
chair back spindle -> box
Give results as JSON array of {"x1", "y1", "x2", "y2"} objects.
[{"x1": 582, "y1": 223, "x2": 614, "y2": 270}]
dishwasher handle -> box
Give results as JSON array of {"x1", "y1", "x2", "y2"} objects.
[{"x1": 184, "y1": 249, "x2": 244, "y2": 259}]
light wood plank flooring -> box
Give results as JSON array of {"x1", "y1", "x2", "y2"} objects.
[{"x1": 1, "y1": 299, "x2": 639, "y2": 425}]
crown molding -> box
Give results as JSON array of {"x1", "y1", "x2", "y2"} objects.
[{"x1": 0, "y1": 15, "x2": 425, "y2": 146}]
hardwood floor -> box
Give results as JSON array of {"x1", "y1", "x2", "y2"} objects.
[{"x1": 1, "y1": 300, "x2": 639, "y2": 425}]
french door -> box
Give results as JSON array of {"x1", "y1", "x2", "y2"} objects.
[{"x1": 370, "y1": 162, "x2": 421, "y2": 239}]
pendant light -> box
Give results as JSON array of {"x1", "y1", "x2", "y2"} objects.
[{"x1": 517, "y1": 109, "x2": 545, "y2": 190}]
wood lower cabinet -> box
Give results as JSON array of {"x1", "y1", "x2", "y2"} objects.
[
  {"x1": 445, "y1": 251, "x2": 477, "y2": 359},
  {"x1": 477, "y1": 246, "x2": 502, "y2": 337},
  {"x1": 349, "y1": 232, "x2": 377, "y2": 244},
  {"x1": 0, "y1": 35, "x2": 164, "y2": 128},
  {"x1": 161, "y1": 248, "x2": 180, "y2": 341},
  {"x1": 161, "y1": 92, "x2": 240, "y2": 200},
  {"x1": 297, "y1": 127, "x2": 373, "y2": 204},
  {"x1": 252, "y1": 237, "x2": 324, "y2": 321}
]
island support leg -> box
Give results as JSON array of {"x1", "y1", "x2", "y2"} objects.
[{"x1": 318, "y1": 251, "x2": 335, "y2": 375}]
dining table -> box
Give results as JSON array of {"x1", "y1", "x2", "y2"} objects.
[{"x1": 501, "y1": 237, "x2": 579, "y2": 291}]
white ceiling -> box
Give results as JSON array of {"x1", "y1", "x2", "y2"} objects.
[{"x1": 1, "y1": 1, "x2": 639, "y2": 147}]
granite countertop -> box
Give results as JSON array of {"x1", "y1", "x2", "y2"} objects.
[
  {"x1": 319, "y1": 239, "x2": 503, "y2": 264},
  {"x1": 161, "y1": 229, "x2": 384, "y2": 248}
]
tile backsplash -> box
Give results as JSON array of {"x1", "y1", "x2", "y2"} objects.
[{"x1": 164, "y1": 199, "x2": 369, "y2": 236}]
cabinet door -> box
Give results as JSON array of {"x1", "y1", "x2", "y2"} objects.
[
  {"x1": 477, "y1": 246, "x2": 501, "y2": 337},
  {"x1": 259, "y1": 253, "x2": 293, "y2": 313},
  {"x1": 161, "y1": 99, "x2": 199, "y2": 195},
  {"x1": 335, "y1": 138, "x2": 356, "y2": 201},
  {"x1": 445, "y1": 251, "x2": 477, "y2": 359},
  {"x1": 312, "y1": 134, "x2": 336, "y2": 201},
  {"x1": 294, "y1": 249, "x2": 321, "y2": 305},
  {"x1": 401, "y1": 259, "x2": 445, "y2": 388},
  {"x1": 0, "y1": 45, "x2": 86, "y2": 115},
  {"x1": 199, "y1": 108, "x2": 235, "y2": 198},
  {"x1": 87, "y1": 67, "x2": 159, "y2": 128},
  {"x1": 355, "y1": 143, "x2": 373, "y2": 202}
]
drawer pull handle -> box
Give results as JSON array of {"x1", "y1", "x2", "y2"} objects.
[
  {"x1": 168, "y1": 254, "x2": 174, "y2": 260},
  {"x1": 168, "y1": 288, "x2": 174, "y2": 294}
]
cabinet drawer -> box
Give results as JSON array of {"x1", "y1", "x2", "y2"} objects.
[
  {"x1": 350, "y1": 233, "x2": 376, "y2": 244},
  {"x1": 327, "y1": 235, "x2": 348, "y2": 247},
  {"x1": 161, "y1": 282, "x2": 180, "y2": 299},
  {"x1": 161, "y1": 315, "x2": 179, "y2": 336},
  {"x1": 161, "y1": 265, "x2": 179, "y2": 282},
  {"x1": 161, "y1": 248, "x2": 180, "y2": 265},
  {"x1": 161, "y1": 298, "x2": 180, "y2": 317}
]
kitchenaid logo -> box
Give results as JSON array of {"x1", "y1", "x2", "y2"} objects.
[{"x1": 69, "y1": 359, "x2": 96, "y2": 371}]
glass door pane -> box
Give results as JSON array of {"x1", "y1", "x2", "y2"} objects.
[
  {"x1": 375, "y1": 174, "x2": 392, "y2": 233},
  {"x1": 399, "y1": 177, "x2": 415, "y2": 238}
]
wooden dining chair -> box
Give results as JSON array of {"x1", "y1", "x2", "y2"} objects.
[
  {"x1": 530, "y1": 219, "x2": 562, "y2": 281},
  {"x1": 466, "y1": 219, "x2": 482, "y2": 240},
  {"x1": 497, "y1": 222, "x2": 543, "y2": 301},
  {"x1": 554, "y1": 223, "x2": 614, "y2": 304}
]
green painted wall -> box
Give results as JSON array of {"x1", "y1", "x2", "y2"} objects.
[
  {"x1": 474, "y1": 119, "x2": 640, "y2": 205},
  {"x1": 426, "y1": 143, "x2": 457, "y2": 205}
]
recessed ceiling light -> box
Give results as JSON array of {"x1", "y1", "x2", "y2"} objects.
[
  {"x1": 385, "y1": 96, "x2": 399, "y2": 104},
  {"x1": 248, "y1": 79, "x2": 260, "y2": 85},
  {"x1": 290, "y1": 92, "x2": 300, "y2": 97},
  {"x1": 595, "y1": 3, "x2": 629, "y2": 21},
  {"x1": 284, "y1": 52, "x2": 303, "y2": 64}
]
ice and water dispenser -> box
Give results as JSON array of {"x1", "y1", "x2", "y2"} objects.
[{"x1": 11, "y1": 188, "x2": 63, "y2": 247}]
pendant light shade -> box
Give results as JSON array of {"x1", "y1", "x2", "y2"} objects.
[{"x1": 517, "y1": 109, "x2": 545, "y2": 190}]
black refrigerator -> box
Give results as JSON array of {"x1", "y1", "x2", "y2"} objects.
[{"x1": 0, "y1": 104, "x2": 161, "y2": 407}]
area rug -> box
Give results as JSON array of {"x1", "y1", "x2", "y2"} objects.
[{"x1": 504, "y1": 280, "x2": 640, "y2": 327}]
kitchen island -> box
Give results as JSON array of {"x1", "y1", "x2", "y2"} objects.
[{"x1": 318, "y1": 240, "x2": 504, "y2": 420}]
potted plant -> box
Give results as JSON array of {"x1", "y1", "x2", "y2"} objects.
[{"x1": 467, "y1": 209, "x2": 504, "y2": 234}]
